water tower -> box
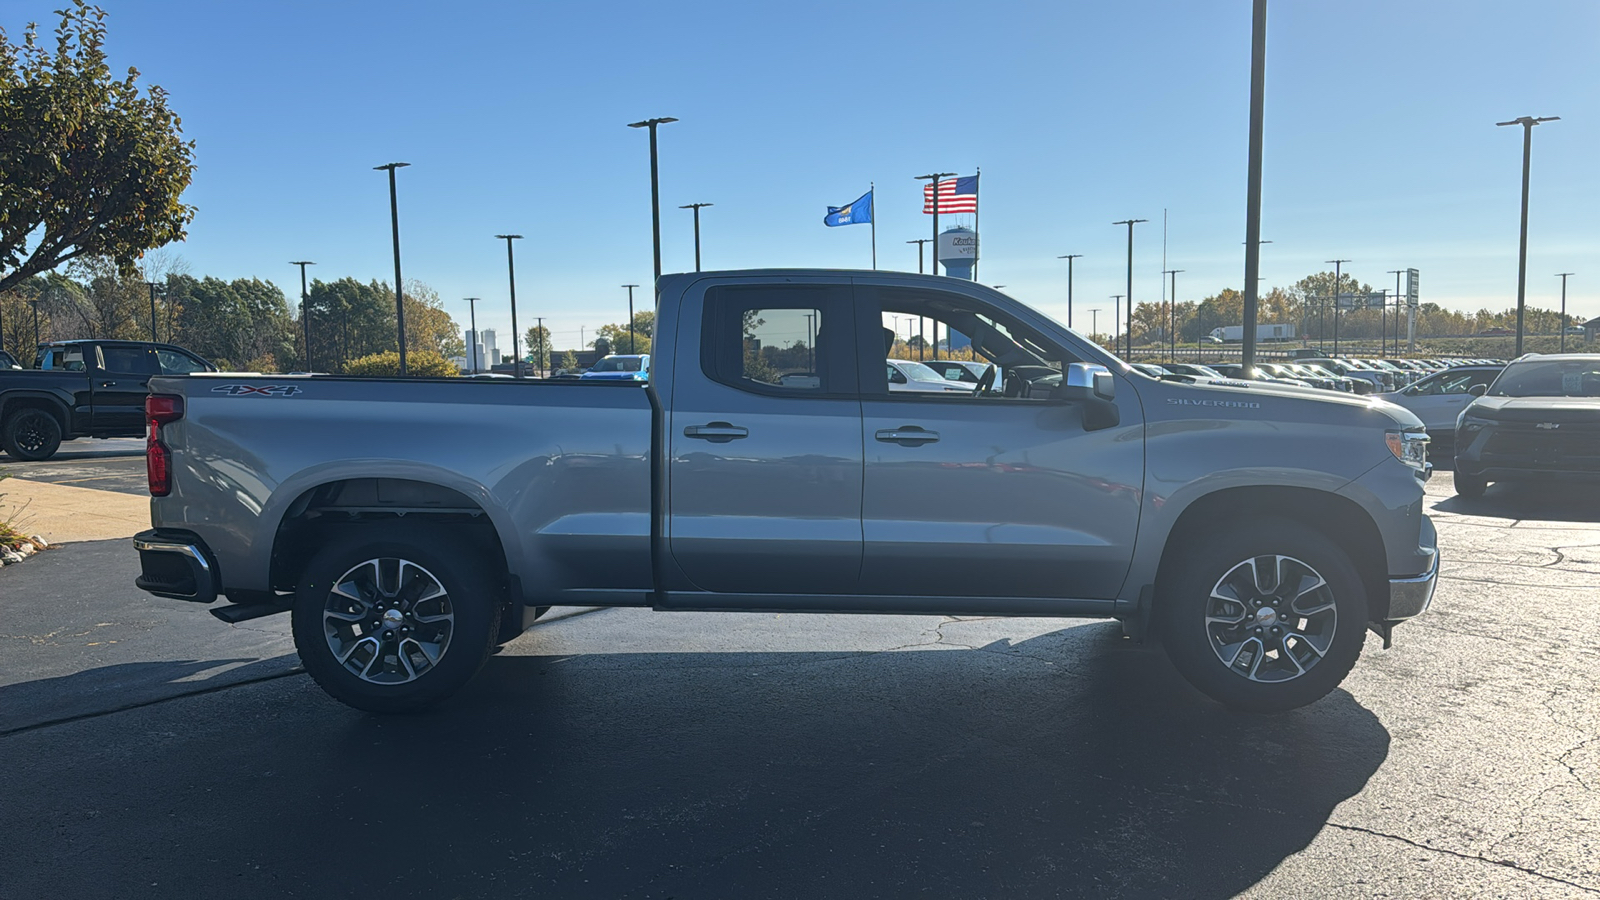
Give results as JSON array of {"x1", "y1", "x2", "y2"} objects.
[{"x1": 936, "y1": 226, "x2": 978, "y2": 280}]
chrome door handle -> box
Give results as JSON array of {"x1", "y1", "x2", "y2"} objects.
[
  {"x1": 875, "y1": 427, "x2": 940, "y2": 445},
  {"x1": 684, "y1": 422, "x2": 748, "y2": 442}
]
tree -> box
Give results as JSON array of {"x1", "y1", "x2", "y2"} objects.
[
  {"x1": 343, "y1": 349, "x2": 458, "y2": 377},
  {"x1": 594, "y1": 309, "x2": 655, "y2": 355},
  {"x1": 559, "y1": 349, "x2": 578, "y2": 372},
  {"x1": 524, "y1": 324, "x2": 551, "y2": 373},
  {"x1": 0, "y1": 2, "x2": 196, "y2": 294}
]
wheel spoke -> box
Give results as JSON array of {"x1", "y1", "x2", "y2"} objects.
[
  {"x1": 338, "y1": 635, "x2": 379, "y2": 667},
  {"x1": 1207, "y1": 554, "x2": 1337, "y2": 685},
  {"x1": 323, "y1": 556, "x2": 454, "y2": 687}
]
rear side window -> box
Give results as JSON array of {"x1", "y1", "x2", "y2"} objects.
[
  {"x1": 701, "y1": 284, "x2": 855, "y2": 396},
  {"x1": 41, "y1": 348, "x2": 86, "y2": 371},
  {"x1": 157, "y1": 349, "x2": 208, "y2": 375},
  {"x1": 100, "y1": 346, "x2": 158, "y2": 374}
]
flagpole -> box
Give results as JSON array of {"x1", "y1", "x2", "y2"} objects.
[
  {"x1": 870, "y1": 182, "x2": 877, "y2": 270},
  {"x1": 973, "y1": 167, "x2": 981, "y2": 281}
]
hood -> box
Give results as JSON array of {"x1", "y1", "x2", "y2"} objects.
[
  {"x1": 1467, "y1": 395, "x2": 1600, "y2": 424},
  {"x1": 1152, "y1": 374, "x2": 1424, "y2": 429}
]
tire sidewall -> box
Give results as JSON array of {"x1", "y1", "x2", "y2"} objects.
[
  {"x1": 3, "y1": 409, "x2": 63, "y2": 461},
  {"x1": 291, "y1": 526, "x2": 501, "y2": 713},
  {"x1": 1453, "y1": 471, "x2": 1487, "y2": 498},
  {"x1": 1159, "y1": 519, "x2": 1369, "y2": 713}
]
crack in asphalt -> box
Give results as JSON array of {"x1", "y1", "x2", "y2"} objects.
[
  {"x1": 1325, "y1": 822, "x2": 1600, "y2": 894},
  {"x1": 0, "y1": 667, "x2": 306, "y2": 739}
]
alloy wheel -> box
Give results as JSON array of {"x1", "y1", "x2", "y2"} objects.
[
  {"x1": 1204, "y1": 555, "x2": 1337, "y2": 683},
  {"x1": 321, "y1": 557, "x2": 455, "y2": 685}
]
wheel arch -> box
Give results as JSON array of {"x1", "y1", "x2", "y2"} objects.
[
  {"x1": 0, "y1": 392, "x2": 71, "y2": 432},
  {"x1": 1153, "y1": 485, "x2": 1391, "y2": 622}
]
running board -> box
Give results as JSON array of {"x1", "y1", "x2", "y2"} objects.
[{"x1": 210, "y1": 600, "x2": 293, "y2": 623}]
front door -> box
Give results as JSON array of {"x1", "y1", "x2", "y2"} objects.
[
  {"x1": 856, "y1": 285, "x2": 1144, "y2": 600},
  {"x1": 667, "y1": 281, "x2": 863, "y2": 595}
]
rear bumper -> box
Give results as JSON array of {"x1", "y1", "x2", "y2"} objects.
[{"x1": 133, "y1": 529, "x2": 219, "y2": 604}]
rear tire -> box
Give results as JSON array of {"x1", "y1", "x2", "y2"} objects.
[
  {"x1": 291, "y1": 524, "x2": 501, "y2": 713},
  {"x1": 2, "y1": 408, "x2": 63, "y2": 461},
  {"x1": 1453, "y1": 471, "x2": 1487, "y2": 498},
  {"x1": 1158, "y1": 519, "x2": 1368, "y2": 713}
]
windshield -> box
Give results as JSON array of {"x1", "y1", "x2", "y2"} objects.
[
  {"x1": 590, "y1": 356, "x2": 644, "y2": 373},
  {"x1": 896, "y1": 360, "x2": 948, "y2": 382},
  {"x1": 1489, "y1": 359, "x2": 1600, "y2": 398}
]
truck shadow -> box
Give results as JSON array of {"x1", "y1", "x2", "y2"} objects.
[
  {"x1": 0, "y1": 656, "x2": 301, "y2": 734},
  {"x1": 1432, "y1": 480, "x2": 1600, "y2": 523},
  {"x1": 4, "y1": 620, "x2": 1392, "y2": 899}
]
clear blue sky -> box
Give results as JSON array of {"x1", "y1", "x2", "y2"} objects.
[{"x1": 9, "y1": 0, "x2": 1597, "y2": 348}]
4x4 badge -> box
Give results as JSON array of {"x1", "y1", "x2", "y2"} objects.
[
  {"x1": 211, "y1": 384, "x2": 302, "y2": 397},
  {"x1": 1536, "y1": 422, "x2": 1560, "y2": 429}
]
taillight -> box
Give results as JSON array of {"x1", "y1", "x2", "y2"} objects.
[{"x1": 146, "y1": 395, "x2": 184, "y2": 496}]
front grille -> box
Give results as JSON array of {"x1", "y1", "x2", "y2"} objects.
[{"x1": 1482, "y1": 422, "x2": 1600, "y2": 472}]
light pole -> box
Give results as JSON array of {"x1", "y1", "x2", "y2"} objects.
[
  {"x1": 1089, "y1": 308, "x2": 1102, "y2": 343},
  {"x1": 1111, "y1": 295, "x2": 1123, "y2": 354},
  {"x1": 679, "y1": 203, "x2": 712, "y2": 271},
  {"x1": 290, "y1": 261, "x2": 314, "y2": 370},
  {"x1": 623, "y1": 284, "x2": 639, "y2": 353},
  {"x1": 535, "y1": 316, "x2": 545, "y2": 377},
  {"x1": 145, "y1": 281, "x2": 163, "y2": 342},
  {"x1": 1387, "y1": 269, "x2": 1404, "y2": 357},
  {"x1": 1058, "y1": 254, "x2": 1082, "y2": 328},
  {"x1": 628, "y1": 117, "x2": 678, "y2": 284},
  {"x1": 1239, "y1": 0, "x2": 1268, "y2": 375},
  {"x1": 1557, "y1": 272, "x2": 1575, "y2": 352},
  {"x1": 1325, "y1": 259, "x2": 1349, "y2": 355},
  {"x1": 1164, "y1": 269, "x2": 1184, "y2": 360},
  {"x1": 1497, "y1": 115, "x2": 1559, "y2": 357},
  {"x1": 495, "y1": 234, "x2": 524, "y2": 378},
  {"x1": 1114, "y1": 219, "x2": 1147, "y2": 357},
  {"x1": 915, "y1": 172, "x2": 957, "y2": 275},
  {"x1": 465, "y1": 298, "x2": 480, "y2": 374},
  {"x1": 907, "y1": 239, "x2": 931, "y2": 274},
  {"x1": 374, "y1": 162, "x2": 411, "y2": 374}
]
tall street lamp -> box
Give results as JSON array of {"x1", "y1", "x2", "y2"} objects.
[
  {"x1": 1387, "y1": 269, "x2": 1405, "y2": 357},
  {"x1": 145, "y1": 281, "x2": 164, "y2": 342},
  {"x1": 1497, "y1": 115, "x2": 1559, "y2": 356},
  {"x1": 1113, "y1": 219, "x2": 1147, "y2": 357},
  {"x1": 535, "y1": 316, "x2": 546, "y2": 377},
  {"x1": 374, "y1": 162, "x2": 411, "y2": 374},
  {"x1": 1557, "y1": 272, "x2": 1575, "y2": 352},
  {"x1": 495, "y1": 235, "x2": 524, "y2": 378},
  {"x1": 679, "y1": 203, "x2": 713, "y2": 271},
  {"x1": 1089, "y1": 308, "x2": 1102, "y2": 342},
  {"x1": 907, "y1": 239, "x2": 931, "y2": 274},
  {"x1": 1164, "y1": 269, "x2": 1184, "y2": 360},
  {"x1": 623, "y1": 284, "x2": 639, "y2": 354},
  {"x1": 465, "y1": 297, "x2": 480, "y2": 374},
  {"x1": 1111, "y1": 295, "x2": 1124, "y2": 352},
  {"x1": 628, "y1": 117, "x2": 678, "y2": 284},
  {"x1": 1239, "y1": 0, "x2": 1268, "y2": 375},
  {"x1": 1325, "y1": 258, "x2": 1349, "y2": 354},
  {"x1": 290, "y1": 261, "x2": 315, "y2": 370},
  {"x1": 915, "y1": 172, "x2": 957, "y2": 275},
  {"x1": 1058, "y1": 254, "x2": 1082, "y2": 328}
]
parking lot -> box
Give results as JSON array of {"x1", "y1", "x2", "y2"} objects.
[{"x1": 2, "y1": 447, "x2": 1597, "y2": 898}]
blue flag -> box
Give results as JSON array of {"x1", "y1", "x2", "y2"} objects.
[{"x1": 824, "y1": 190, "x2": 873, "y2": 227}]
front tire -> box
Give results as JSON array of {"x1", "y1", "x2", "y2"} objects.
[
  {"x1": 1453, "y1": 471, "x2": 1488, "y2": 499},
  {"x1": 291, "y1": 525, "x2": 501, "y2": 712},
  {"x1": 1, "y1": 408, "x2": 63, "y2": 461},
  {"x1": 1159, "y1": 520, "x2": 1368, "y2": 713}
]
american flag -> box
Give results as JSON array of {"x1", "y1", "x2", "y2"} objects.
[{"x1": 922, "y1": 175, "x2": 978, "y2": 214}]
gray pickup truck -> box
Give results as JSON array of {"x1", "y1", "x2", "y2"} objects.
[{"x1": 133, "y1": 270, "x2": 1438, "y2": 714}]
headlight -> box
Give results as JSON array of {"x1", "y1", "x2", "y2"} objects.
[
  {"x1": 1386, "y1": 430, "x2": 1429, "y2": 471},
  {"x1": 1457, "y1": 412, "x2": 1492, "y2": 433}
]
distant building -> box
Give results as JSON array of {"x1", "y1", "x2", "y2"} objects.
[{"x1": 1585, "y1": 317, "x2": 1600, "y2": 344}]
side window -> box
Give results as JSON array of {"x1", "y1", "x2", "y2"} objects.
[
  {"x1": 100, "y1": 346, "x2": 157, "y2": 375},
  {"x1": 157, "y1": 349, "x2": 207, "y2": 375},
  {"x1": 886, "y1": 364, "x2": 907, "y2": 384},
  {"x1": 58, "y1": 348, "x2": 86, "y2": 372},
  {"x1": 702, "y1": 285, "x2": 851, "y2": 396}
]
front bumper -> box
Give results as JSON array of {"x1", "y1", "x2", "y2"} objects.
[{"x1": 1386, "y1": 546, "x2": 1438, "y2": 622}]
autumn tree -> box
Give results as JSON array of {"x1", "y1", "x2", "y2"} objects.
[
  {"x1": 594, "y1": 309, "x2": 655, "y2": 355},
  {"x1": 0, "y1": 3, "x2": 196, "y2": 293}
]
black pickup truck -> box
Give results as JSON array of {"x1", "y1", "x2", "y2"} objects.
[{"x1": 0, "y1": 339, "x2": 215, "y2": 460}]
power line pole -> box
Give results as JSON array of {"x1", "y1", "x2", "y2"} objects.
[
  {"x1": 1113, "y1": 219, "x2": 1147, "y2": 357},
  {"x1": 1326, "y1": 259, "x2": 1349, "y2": 355},
  {"x1": 374, "y1": 162, "x2": 411, "y2": 374},
  {"x1": 1058, "y1": 254, "x2": 1082, "y2": 329},
  {"x1": 1496, "y1": 115, "x2": 1559, "y2": 357}
]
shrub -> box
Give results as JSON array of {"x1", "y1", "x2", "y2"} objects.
[{"x1": 342, "y1": 350, "x2": 458, "y2": 377}]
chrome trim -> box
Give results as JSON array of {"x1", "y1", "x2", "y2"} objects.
[
  {"x1": 1387, "y1": 551, "x2": 1439, "y2": 621},
  {"x1": 133, "y1": 538, "x2": 212, "y2": 572}
]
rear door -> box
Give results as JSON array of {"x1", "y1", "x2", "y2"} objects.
[
  {"x1": 91, "y1": 344, "x2": 158, "y2": 434},
  {"x1": 666, "y1": 279, "x2": 863, "y2": 595}
]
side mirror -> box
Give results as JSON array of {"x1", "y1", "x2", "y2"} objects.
[
  {"x1": 1057, "y1": 363, "x2": 1119, "y2": 430},
  {"x1": 1468, "y1": 383, "x2": 1488, "y2": 397}
]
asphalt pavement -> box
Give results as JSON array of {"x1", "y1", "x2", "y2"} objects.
[
  {"x1": 1, "y1": 472, "x2": 1597, "y2": 898},
  {"x1": 1, "y1": 437, "x2": 148, "y2": 495}
]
